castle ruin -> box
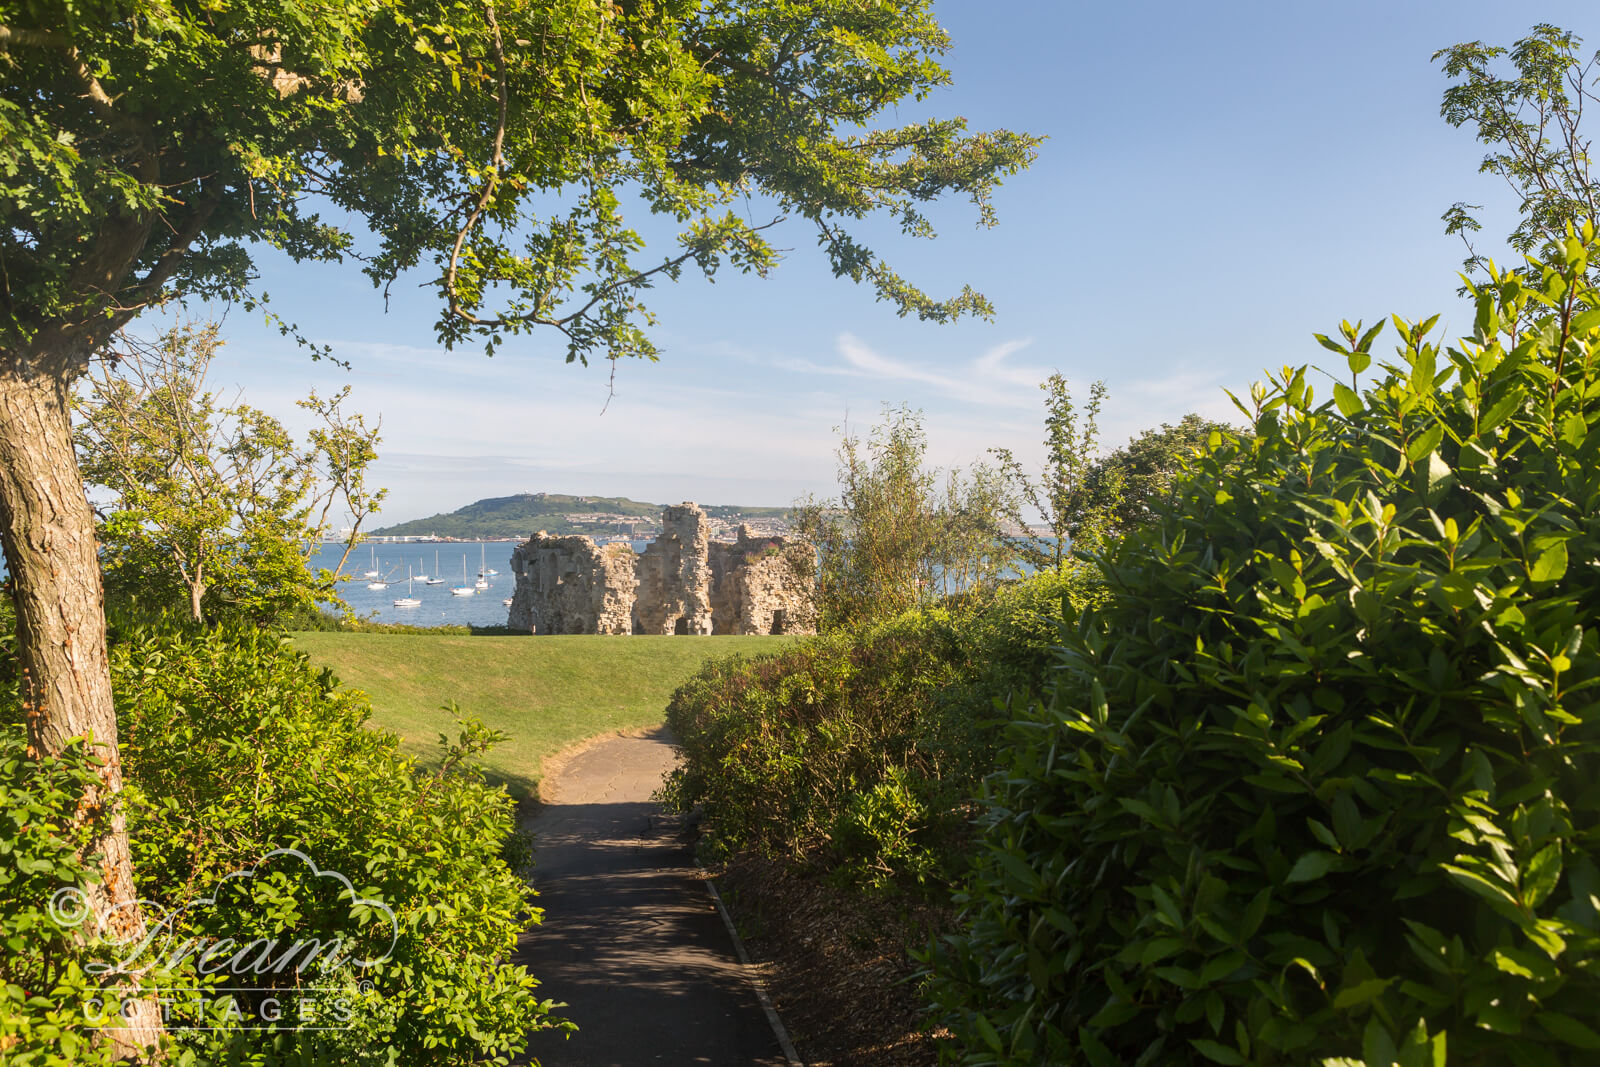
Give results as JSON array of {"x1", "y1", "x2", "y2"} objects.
[{"x1": 507, "y1": 502, "x2": 817, "y2": 636}]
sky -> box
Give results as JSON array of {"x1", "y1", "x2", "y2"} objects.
[{"x1": 180, "y1": 1, "x2": 1600, "y2": 526}]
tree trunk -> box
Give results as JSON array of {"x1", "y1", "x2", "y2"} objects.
[
  {"x1": 188, "y1": 575, "x2": 205, "y2": 625},
  {"x1": 0, "y1": 359, "x2": 163, "y2": 1058}
]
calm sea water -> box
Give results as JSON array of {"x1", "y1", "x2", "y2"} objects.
[
  {"x1": 310, "y1": 540, "x2": 650, "y2": 628},
  {"x1": 312, "y1": 541, "x2": 524, "y2": 628}
]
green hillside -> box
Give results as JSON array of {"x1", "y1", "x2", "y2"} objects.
[{"x1": 372, "y1": 491, "x2": 792, "y2": 539}]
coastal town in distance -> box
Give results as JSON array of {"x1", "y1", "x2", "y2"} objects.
[{"x1": 330, "y1": 490, "x2": 796, "y2": 545}]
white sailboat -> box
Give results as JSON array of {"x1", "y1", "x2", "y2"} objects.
[
  {"x1": 393, "y1": 567, "x2": 421, "y2": 607},
  {"x1": 366, "y1": 559, "x2": 389, "y2": 590},
  {"x1": 474, "y1": 542, "x2": 489, "y2": 590},
  {"x1": 362, "y1": 544, "x2": 380, "y2": 580},
  {"x1": 451, "y1": 554, "x2": 475, "y2": 596},
  {"x1": 425, "y1": 549, "x2": 446, "y2": 585}
]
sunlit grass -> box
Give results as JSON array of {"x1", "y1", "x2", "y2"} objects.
[{"x1": 290, "y1": 632, "x2": 795, "y2": 800}]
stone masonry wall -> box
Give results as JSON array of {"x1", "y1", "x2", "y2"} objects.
[
  {"x1": 508, "y1": 533, "x2": 637, "y2": 634},
  {"x1": 708, "y1": 525, "x2": 818, "y2": 635},
  {"x1": 507, "y1": 503, "x2": 815, "y2": 636},
  {"x1": 633, "y1": 503, "x2": 714, "y2": 635}
]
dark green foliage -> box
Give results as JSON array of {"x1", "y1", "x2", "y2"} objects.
[
  {"x1": 2, "y1": 626, "x2": 562, "y2": 1064},
  {"x1": 663, "y1": 567, "x2": 1091, "y2": 893},
  {"x1": 1086, "y1": 413, "x2": 1238, "y2": 538},
  {"x1": 929, "y1": 233, "x2": 1600, "y2": 1065},
  {"x1": 0, "y1": 736, "x2": 124, "y2": 1066}
]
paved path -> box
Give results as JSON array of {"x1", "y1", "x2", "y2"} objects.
[{"x1": 516, "y1": 726, "x2": 791, "y2": 1067}]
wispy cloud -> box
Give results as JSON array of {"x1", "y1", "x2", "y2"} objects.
[{"x1": 796, "y1": 333, "x2": 1050, "y2": 409}]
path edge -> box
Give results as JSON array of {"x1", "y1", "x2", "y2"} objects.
[{"x1": 699, "y1": 862, "x2": 803, "y2": 1066}]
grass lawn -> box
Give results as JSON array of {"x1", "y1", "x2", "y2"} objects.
[{"x1": 290, "y1": 632, "x2": 794, "y2": 800}]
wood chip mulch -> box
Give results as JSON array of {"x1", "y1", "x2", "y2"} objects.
[{"x1": 712, "y1": 853, "x2": 957, "y2": 1066}]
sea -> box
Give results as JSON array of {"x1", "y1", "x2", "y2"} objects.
[{"x1": 309, "y1": 539, "x2": 649, "y2": 628}]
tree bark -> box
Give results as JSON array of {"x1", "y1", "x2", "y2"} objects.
[
  {"x1": 0, "y1": 357, "x2": 163, "y2": 1058},
  {"x1": 188, "y1": 575, "x2": 205, "y2": 625}
]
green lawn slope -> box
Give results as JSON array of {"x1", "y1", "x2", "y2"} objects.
[{"x1": 290, "y1": 632, "x2": 794, "y2": 799}]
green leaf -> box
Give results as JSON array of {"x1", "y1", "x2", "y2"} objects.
[
  {"x1": 1530, "y1": 541, "x2": 1568, "y2": 583},
  {"x1": 1239, "y1": 887, "x2": 1271, "y2": 942},
  {"x1": 1088, "y1": 999, "x2": 1141, "y2": 1028},
  {"x1": 973, "y1": 1013, "x2": 1003, "y2": 1052},
  {"x1": 1439, "y1": 863, "x2": 1520, "y2": 914},
  {"x1": 1523, "y1": 843, "x2": 1563, "y2": 908},
  {"x1": 1286, "y1": 851, "x2": 1340, "y2": 884},
  {"x1": 1334, "y1": 977, "x2": 1393, "y2": 1009},
  {"x1": 1334, "y1": 382, "x2": 1363, "y2": 418},
  {"x1": 1200, "y1": 951, "x2": 1246, "y2": 985},
  {"x1": 1478, "y1": 391, "x2": 1521, "y2": 433},
  {"x1": 1079, "y1": 1026, "x2": 1119, "y2": 1067},
  {"x1": 1418, "y1": 451, "x2": 1454, "y2": 505},
  {"x1": 1189, "y1": 1038, "x2": 1246, "y2": 1065},
  {"x1": 1537, "y1": 1012, "x2": 1600, "y2": 1049},
  {"x1": 1364, "y1": 1017, "x2": 1398, "y2": 1067},
  {"x1": 1407, "y1": 423, "x2": 1445, "y2": 463},
  {"x1": 1570, "y1": 307, "x2": 1600, "y2": 334}
]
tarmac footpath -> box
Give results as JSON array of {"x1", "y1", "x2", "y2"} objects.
[{"x1": 516, "y1": 726, "x2": 794, "y2": 1067}]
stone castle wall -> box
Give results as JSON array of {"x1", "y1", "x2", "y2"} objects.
[
  {"x1": 634, "y1": 504, "x2": 715, "y2": 635},
  {"x1": 507, "y1": 535, "x2": 638, "y2": 634},
  {"x1": 507, "y1": 502, "x2": 815, "y2": 636},
  {"x1": 707, "y1": 526, "x2": 818, "y2": 635}
]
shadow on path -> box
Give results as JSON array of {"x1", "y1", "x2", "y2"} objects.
[{"x1": 516, "y1": 727, "x2": 788, "y2": 1067}]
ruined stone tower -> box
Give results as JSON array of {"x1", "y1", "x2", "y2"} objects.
[
  {"x1": 507, "y1": 502, "x2": 816, "y2": 636},
  {"x1": 633, "y1": 504, "x2": 714, "y2": 635}
]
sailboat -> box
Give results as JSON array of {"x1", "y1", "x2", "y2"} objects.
[
  {"x1": 366, "y1": 556, "x2": 389, "y2": 590},
  {"x1": 474, "y1": 543, "x2": 489, "y2": 590},
  {"x1": 425, "y1": 549, "x2": 446, "y2": 585},
  {"x1": 393, "y1": 567, "x2": 421, "y2": 607},
  {"x1": 451, "y1": 554, "x2": 476, "y2": 596},
  {"x1": 362, "y1": 544, "x2": 380, "y2": 579}
]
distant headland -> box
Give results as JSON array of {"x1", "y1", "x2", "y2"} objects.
[{"x1": 367, "y1": 492, "x2": 793, "y2": 542}]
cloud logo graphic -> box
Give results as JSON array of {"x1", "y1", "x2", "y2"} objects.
[{"x1": 55, "y1": 848, "x2": 399, "y2": 979}]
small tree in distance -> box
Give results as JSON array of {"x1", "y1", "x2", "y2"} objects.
[
  {"x1": 994, "y1": 376, "x2": 1235, "y2": 571},
  {"x1": 991, "y1": 374, "x2": 1120, "y2": 574},
  {"x1": 1436, "y1": 24, "x2": 1600, "y2": 278},
  {"x1": 75, "y1": 322, "x2": 386, "y2": 626},
  {"x1": 1087, "y1": 413, "x2": 1237, "y2": 538},
  {"x1": 795, "y1": 404, "x2": 1006, "y2": 632}
]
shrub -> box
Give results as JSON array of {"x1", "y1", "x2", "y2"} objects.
[
  {"x1": 0, "y1": 735, "x2": 125, "y2": 1067},
  {"x1": 795, "y1": 403, "x2": 1010, "y2": 631},
  {"x1": 664, "y1": 566, "x2": 1097, "y2": 893},
  {"x1": 929, "y1": 234, "x2": 1600, "y2": 1065},
  {"x1": 3, "y1": 624, "x2": 564, "y2": 1064}
]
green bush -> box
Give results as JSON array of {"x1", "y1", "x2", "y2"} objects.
[
  {"x1": 663, "y1": 566, "x2": 1094, "y2": 892},
  {"x1": 3, "y1": 625, "x2": 565, "y2": 1064},
  {"x1": 929, "y1": 234, "x2": 1600, "y2": 1065},
  {"x1": 0, "y1": 735, "x2": 125, "y2": 1067}
]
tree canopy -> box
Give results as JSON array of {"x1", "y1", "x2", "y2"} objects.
[
  {"x1": 75, "y1": 322, "x2": 385, "y2": 626},
  {"x1": 1436, "y1": 23, "x2": 1600, "y2": 277},
  {"x1": 1, "y1": 0, "x2": 1040, "y2": 367}
]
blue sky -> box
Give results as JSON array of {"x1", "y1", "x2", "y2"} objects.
[{"x1": 194, "y1": 1, "x2": 1598, "y2": 525}]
